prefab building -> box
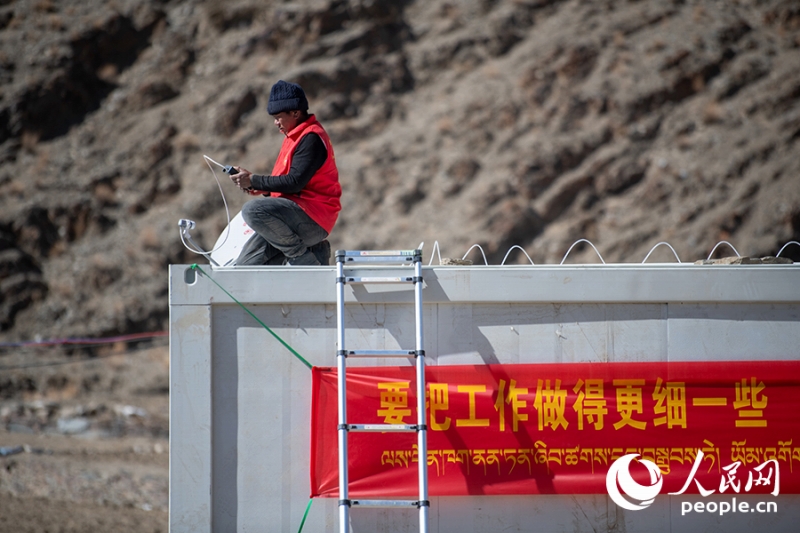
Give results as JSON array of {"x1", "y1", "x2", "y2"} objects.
[{"x1": 169, "y1": 259, "x2": 800, "y2": 532}]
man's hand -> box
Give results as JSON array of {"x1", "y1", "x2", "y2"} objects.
[{"x1": 229, "y1": 168, "x2": 253, "y2": 191}]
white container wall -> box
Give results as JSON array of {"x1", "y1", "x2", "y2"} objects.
[{"x1": 169, "y1": 263, "x2": 800, "y2": 533}]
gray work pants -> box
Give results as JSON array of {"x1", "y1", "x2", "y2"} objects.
[{"x1": 235, "y1": 196, "x2": 328, "y2": 266}]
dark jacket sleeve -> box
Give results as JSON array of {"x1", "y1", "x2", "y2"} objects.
[{"x1": 251, "y1": 133, "x2": 327, "y2": 194}]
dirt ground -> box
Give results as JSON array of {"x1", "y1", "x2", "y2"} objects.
[{"x1": 0, "y1": 344, "x2": 169, "y2": 533}]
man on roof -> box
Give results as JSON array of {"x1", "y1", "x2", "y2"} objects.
[{"x1": 229, "y1": 80, "x2": 341, "y2": 265}]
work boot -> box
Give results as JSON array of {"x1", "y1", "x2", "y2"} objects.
[
  {"x1": 287, "y1": 248, "x2": 321, "y2": 266},
  {"x1": 309, "y1": 240, "x2": 332, "y2": 265}
]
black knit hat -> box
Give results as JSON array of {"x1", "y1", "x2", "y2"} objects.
[{"x1": 267, "y1": 80, "x2": 309, "y2": 115}]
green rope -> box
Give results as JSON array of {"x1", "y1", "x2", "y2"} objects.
[
  {"x1": 190, "y1": 264, "x2": 313, "y2": 369},
  {"x1": 297, "y1": 498, "x2": 313, "y2": 533}
]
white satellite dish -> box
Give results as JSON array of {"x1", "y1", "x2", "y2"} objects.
[{"x1": 209, "y1": 211, "x2": 255, "y2": 267}]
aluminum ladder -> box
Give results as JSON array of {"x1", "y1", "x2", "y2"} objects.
[{"x1": 334, "y1": 249, "x2": 429, "y2": 533}]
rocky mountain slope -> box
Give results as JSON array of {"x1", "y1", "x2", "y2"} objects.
[{"x1": 1, "y1": 0, "x2": 799, "y2": 343}]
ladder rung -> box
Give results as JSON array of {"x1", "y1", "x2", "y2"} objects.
[
  {"x1": 351, "y1": 499, "x2": 422, "y2": 508},
  {"x1": 339, "y1": 250, "x2": 418, "y2": 257},
  {"x1": 344, "y1": 256, "x2": 416, "y2": 263},
  {"x1": 336, "y1": 250, "x2": 420, "y2": 264},
  {"x1": 344, "y1": 276, "x2": 415, "y2": 284},
  {"x1": 348, "y1": 424, "x2": 417, "y2": 432},
  {"x1": 347, "y1": 349, "x2": 415, "y2": 358}
]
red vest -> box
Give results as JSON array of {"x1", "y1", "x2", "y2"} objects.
[{"x1": 268, "y1": 116, "x2": 341, "y2": 234}]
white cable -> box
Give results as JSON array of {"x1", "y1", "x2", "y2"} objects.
[
  {"x1": 560, "y1": 239, "x2": 606, "y2": 265},
  {"x1": 180, "y1": 231, "x2": 219, "y2": 266},
  {"x1": 431, "y1": 241, "x2": 442, "y2": 265},
  {"x1": 501, "y1": 245, "x2": 535, "y2": 265},
  {"x1": 204, "y1": 154, "x2": 227, "y2": 170},
  {"x1": 641, "y1": 242, "x2": 682, "y2": 263},
  {"x1": 776, "y1": 241, "x2": 800, "y2": 258},
  {"x1": 706, "y1": 240, "x2": 740, "y2": 261},
  {"x1": 179, "y1": 230, "x2": 202, "y2": 255},
  {"x1": 419, "y1": 241, "x2": 442, "y2": 266},
  {"x1": 462, "y1": 244, "x2": 488, "y2": 265},
  {"x1": 178, "y1": 155, "x2": 234, "y2": 258}
]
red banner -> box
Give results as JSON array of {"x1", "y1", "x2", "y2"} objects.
[{"x1": 310, "y1": 361, "x2": 800, "y2": 497}]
